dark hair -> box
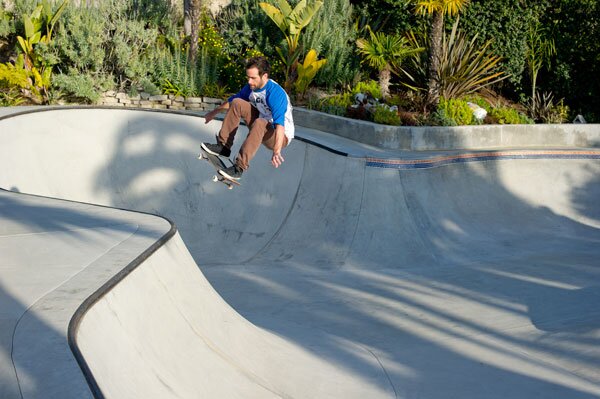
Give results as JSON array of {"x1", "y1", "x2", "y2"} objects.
[{"x1": 245, "y1": 56, "x2": 271, "y2": 76}]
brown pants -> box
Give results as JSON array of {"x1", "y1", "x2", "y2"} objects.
[{"x1": 217, "y1": 98, "x2": 287, "y2": 170}]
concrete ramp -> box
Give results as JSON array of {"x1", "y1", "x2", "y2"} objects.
[{"x1": 1, "y1": 108, "x2": 599, "y2": 398}]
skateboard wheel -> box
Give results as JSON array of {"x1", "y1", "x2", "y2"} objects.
[{"x1": 212, "y1": 175, "x2": 218, "y2": 182}]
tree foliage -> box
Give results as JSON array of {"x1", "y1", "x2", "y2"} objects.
[
  {"x1": 461, "y1": 0, "x2": 546, "y2": 94},
  {"x1": 542, "y1": 0, "x2": 600, "y2": 121}
]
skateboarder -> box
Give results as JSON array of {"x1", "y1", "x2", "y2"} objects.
[{"x1": 201, "y1": 56, "x2": 295, "y2": 181}]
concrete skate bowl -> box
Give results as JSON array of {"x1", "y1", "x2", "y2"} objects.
[{"x1": 1, "y1": 107, "x2": 600, "y2": 398}]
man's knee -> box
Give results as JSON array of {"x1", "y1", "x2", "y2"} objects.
[
  {"x1": 251, "y1": 118, "x2": 269, "y2": 129},
  {"x1": 230, "y1": 98, "x2": 247, "y2": 110}
]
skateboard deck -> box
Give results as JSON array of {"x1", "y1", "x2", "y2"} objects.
[{"x1": 198, "y1": 148, "x2": 241, "y2": 190}]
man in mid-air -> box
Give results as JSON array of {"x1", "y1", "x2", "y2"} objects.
[{"x1": 202, "y1": 56, "x2": 294, "y2": 181}]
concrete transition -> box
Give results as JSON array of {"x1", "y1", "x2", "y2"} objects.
[{"x1": 0, "y1": 108, "x2": 599, "y2": 398}]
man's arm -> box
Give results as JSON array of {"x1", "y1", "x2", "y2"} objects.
[
  {"x1": 204, "y1": 101, "x2": 230, "y2": 124},
  {"x1": 271, "y1": 124, "x2": 286, "y2": 168},
  {"x1": 205, "y1": 84, "x2": 252, "y2": 124}
]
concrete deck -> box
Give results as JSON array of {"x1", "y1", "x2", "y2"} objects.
[{"x1": 0, "y1": 107, "x2": 599, "y2": 398}]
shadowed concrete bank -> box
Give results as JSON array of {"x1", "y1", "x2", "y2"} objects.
[{"x1": 0, "y1": 108, "x2": 599, "y2": 398}]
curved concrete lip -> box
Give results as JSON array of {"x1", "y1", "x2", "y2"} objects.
[{"x1": 0, "y1": 107, "x2": 599, "y2": 398}]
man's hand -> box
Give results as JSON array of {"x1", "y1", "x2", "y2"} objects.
[
  {"x1": 204, "y1": 102, "x2": 229, "y2": 124},
  {"x1": 271, "y1": 151, "x2": 285, "y2": 168}
]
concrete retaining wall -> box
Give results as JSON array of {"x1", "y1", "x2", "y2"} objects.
[
  {"x1": 293, "y1": 107, "x2": 600, "y2": 151},
  {"x1": 98, "y1": 91, "x2": 222, "y2": 112}
]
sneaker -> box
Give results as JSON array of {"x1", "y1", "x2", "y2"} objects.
[
  {"x1": 219, "y1": 164, "x2": 243, "y2": 181},
  {"x1": 201, "y1": 142, "x2": 231, "y2": 158}
]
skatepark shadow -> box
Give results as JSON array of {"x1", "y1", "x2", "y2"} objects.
[
  {"x1": 0, "y1": 282, "x2": 28, "y2": 398},
  {"x1": 0, "y1": 278, "x2": 73, "y2": 398},
  {"x1": 571, "y1": 169, "x2": 600, "y2": 224}
]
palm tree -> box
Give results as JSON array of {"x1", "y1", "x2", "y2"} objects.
[
  {"x1": 187, "y1": 0, "x2": 202, "y2": 65},
  {"x1": 356, "y1": 28, "x2": 423, "y2": 100},
  {"x1": 415, "y1": 0, "x2": 470, "y2": 108}
]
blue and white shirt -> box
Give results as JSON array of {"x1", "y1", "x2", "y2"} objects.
[{"x1": 228, "y1": 79, "x2": 295, "y2": 143}]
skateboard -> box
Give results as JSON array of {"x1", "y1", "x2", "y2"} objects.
[{"x1": 198, "y1": 148, "x2": 241, "y2": 190}]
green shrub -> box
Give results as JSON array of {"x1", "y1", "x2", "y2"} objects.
[
  {"x1": 313, "y1": 92, "x2": 352, "y2": 116},
  {"x1": 489, "y1": 106, "x2": 534, "y2": 124},
  {"x1": 52, "y1": 70, "x2": 112, "y2": 103},
  {"x1": 302, "y1": 0, "x2": 360, "y2": 88},
  {"x1": 429, "y1": 108, "x2": 457, "y2": 126},
  {"x1": 215, "y1": 0, "x2": 282, "y2": 82},
  {"x1": 436, "y1": 98, "x2": 474, "y2": 125},
  {"x1": 373, "y1": 105, "x2": 401, "y2": 125},
  {"x1": 462, "y1": 0, "x2": 545, "y2": 91},
  {"x1": 153, "y1": 46, "x2": 220, "y2": 98},
  {"x1": 351, "y1": 80, "x2": 382, "y2": 100},
  {"x1": 463, "y1": 94, "x2": 492, "y2": 112},
  {"x1": 0, "y1": 61, "x2": 29, "y2": 105},
  {"x1": 0, "y1": 7, "x2": 15, "y2": 41},
  {"x1": 51, "y1": 0, "x2": 162, "y2": 98}
]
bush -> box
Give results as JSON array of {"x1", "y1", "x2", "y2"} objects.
[
  {"x1": 302, "y1": 0, "x2": 360, "y2": 88},
  {"x1": 312, "y1": 92, "x2": 353, "y2": 116},
  {"x1": 351, "y1": 80, "x2": 382, "y2": 100},
  {"x1": 489, "y1": 106, "x2": 534, "y2": 124},
  {"x1": 0, "y1": 62, "x2": 28, "y2": 105},
  {"x1": 462, "y1": 0, "x2": 548, "y2": 92},
  {"x1": 435, "y1": 98, "x2": 474, "y2": 126},
  {"x1": 539, "y1": 0, "x2": 600, "y2": 122},
  {"x1": 463, "y1": 94, "x2": 492, "y2": 112},
  {"x1": 215, "y1": 0, "x2": 282, "y2": 84},
  {"x1": 51, "y1": 0, "x2": 163, "y2": 100},
  {"x1": 373, "y1": 105, "x2": 401, "y2": 125},
  {"x1": 52, "y1": 70, "x2": 112, "y2": 103}
]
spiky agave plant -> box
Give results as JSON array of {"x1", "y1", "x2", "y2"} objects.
[{"x1": 437, "y1": 18, "x2": 508, "y2": 100}]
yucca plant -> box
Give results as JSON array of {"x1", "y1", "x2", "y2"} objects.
[
  {"x1": 356, "y1": 27, "x2": 423, "y2": 99},
  {"x1": 437, "y1": 19, "x2": 507, "y2": 99},
  {"x1": 528, "y1": 91, "x2": 568, "y2": 123}
]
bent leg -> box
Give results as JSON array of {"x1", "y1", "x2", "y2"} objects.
[
  {"x1": 262, "y1": 129, "x2": 289, "y2": 151},
  {"x1": 236, "y1": 118, "x2": 274, "y2": 170},
  {"x1": 218, "y1": 98, "x2": 259, "y2": 149}
]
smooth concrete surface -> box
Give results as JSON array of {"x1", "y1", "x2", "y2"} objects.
[
  {"x1": 0, "y1": 189, "x2": 172, "y2": 398},
  {"x1": 0, "y1": 107, "x2": 599, "y2": 398}
]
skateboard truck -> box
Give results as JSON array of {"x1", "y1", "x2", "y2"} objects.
[{"x1": 198, "y1": 149, "x2": 241, "y2": 190}]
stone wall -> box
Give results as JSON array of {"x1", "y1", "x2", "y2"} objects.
[{"x1": 98, "y1": 91, "x2": 223, "y2": 113}]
